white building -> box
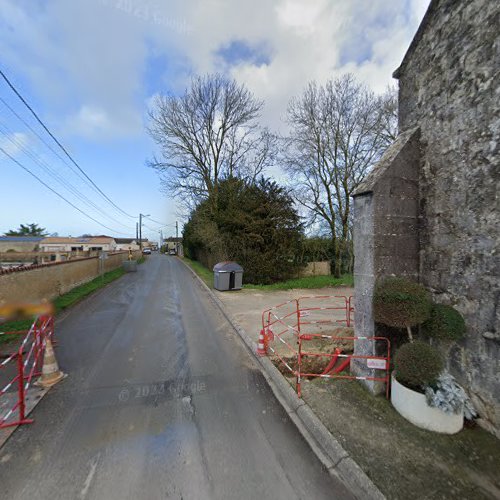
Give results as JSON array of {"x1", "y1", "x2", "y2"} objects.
[{"x1": 39, "y1": 236, "x2": 117, "y2": 253}]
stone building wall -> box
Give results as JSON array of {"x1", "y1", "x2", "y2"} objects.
[
  {"x1": 352, "y1": 128, "x2": 421, "y2": 392},
  {"x1": 393, "y1": 0, "x2": 499, "y2": 433},
  {"x1": 0, "y1": 251, "x2": 139, "y2": 303}
]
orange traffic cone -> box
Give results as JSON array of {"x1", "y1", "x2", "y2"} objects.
[
  {"x1": 256, "y1": 329, "x2": 267, "y2": 356},
  {"x1": 36, "y1": 338, "x2": 65, "y2": 388}
]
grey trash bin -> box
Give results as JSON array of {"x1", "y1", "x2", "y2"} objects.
[{"x1": 213, "y1": 262, "x2": 243, "y2": 291}]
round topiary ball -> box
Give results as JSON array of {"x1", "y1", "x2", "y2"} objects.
[
  {"x1": 373, "y1": 277, "x2": 431, "y2": 329},
  {"x1": 394, "y1": 341, "x2": 443, "y2": 388},
  {"x1": 422, "y1": 304, "x2": 466, "y2": 341}
]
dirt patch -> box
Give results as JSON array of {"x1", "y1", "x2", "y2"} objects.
[
  {"x1": 271, "y1": 354, "x2": 352, "y2": 379},
  {"x1": 270, "y1": 326, "x2": 355, "y2": 377}
]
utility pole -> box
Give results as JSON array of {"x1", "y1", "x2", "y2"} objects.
[
  {"x1": 139, "y1": 214, "x2": 143, "y2": 250},
  {"x1": 175, "y1": 221, "x2": 179, "y2": 255},
  {"x1": 136, "y1": 222, "x2": 139, "y2": 241},
  {"x1": 139, "y1": 213, "x2": 150, "y2": 250}
]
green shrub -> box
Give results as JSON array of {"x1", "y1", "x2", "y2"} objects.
[
  {"x1": 394, "y1": 341, "x2": 443, "y2": 388},
  {"x1": 422, "y1": 304, "x2": 466, "y2": 341},
  {"x1": 183, "y1": 177, "x2": 304, "y2": 284},
  {"x1": 373, "y1": 277, "x2": 431, "y2": 329}
]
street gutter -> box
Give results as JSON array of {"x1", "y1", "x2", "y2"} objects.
[{"x1": 178, "y1": 257, "x2": 385, "y2": 500}]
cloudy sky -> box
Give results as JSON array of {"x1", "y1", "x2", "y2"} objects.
[{"x1": 0, "y1": 0, "x2": 430, "y2": 240}]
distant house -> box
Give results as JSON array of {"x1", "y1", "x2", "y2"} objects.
[
  {"x1": 163, "y1": 237, "x2": 183, "y2": 255},
  {"x1": 39, "y1": 236, "x2": 117, "y2": 253},
  {"x1": 115, "y1": 238, "x2": 140, "y2": 251},
  {"x1": 0, "y1": 236, "x2": 43, "y2": 252}
]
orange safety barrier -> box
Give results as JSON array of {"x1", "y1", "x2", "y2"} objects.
[
  {"x1": 0, "y1": 316, "x2": 54, "y2": 429},
  {"x1": 260, "y1": 296, "x2": 390, "y2": 398}
]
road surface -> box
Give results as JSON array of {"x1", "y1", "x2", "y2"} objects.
[{"x1": 0, "y1": 255, "x2": 353, "y2": 499}]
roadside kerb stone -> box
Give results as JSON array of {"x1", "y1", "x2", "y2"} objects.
[{"x1": 179, "y1": 258, "x2": 385, "y2": 500}]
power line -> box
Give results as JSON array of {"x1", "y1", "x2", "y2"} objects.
[
  {"x1": 143, "y1": 215, "x2": 177, "y2": 228},
  {"x1": 0, "y1": 97, "x2": 88, "y2": 184},
  {"x1": 0, "y1": 122, "x2": 131, "y2": 229},
  {"x1": 0, "y1": 68, "x2": 136, "y2": 219},
  {"x1": 0, "y1": 147, "x2": 130, "y2": 235}
]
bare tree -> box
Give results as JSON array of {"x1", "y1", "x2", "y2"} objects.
[
  {"x1": 284, "y1": 75, "x2": 398, "y2": 277},
  {"x1": 377, "y1": 85, "x2": 399, "y2": 149},
  {"x1": 147, "y1": 74, "x2": 275, "y2": 208}
]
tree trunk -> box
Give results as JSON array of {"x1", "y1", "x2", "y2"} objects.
[{"x1": 333, "y1": 238, "x2": 341, "y2": 278}]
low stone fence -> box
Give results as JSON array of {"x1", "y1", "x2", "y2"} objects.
[
  {"x1": 0, "y1": 251, "x2": 141, "y2": 303},
  {"x1": 298, "y1": 261, "x2": 331, "y2": 278}
]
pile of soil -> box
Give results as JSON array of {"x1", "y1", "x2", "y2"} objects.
[{"x1": 272, "y1": 353, "x2": 351, "y2": 379}]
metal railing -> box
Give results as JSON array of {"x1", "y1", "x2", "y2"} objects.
[
  {"x1": 0, "y1": 316, "x2": 54, "y2": 428},
  {"x1": 260, "y1": 296, "x2": 390, "y2": 398}
]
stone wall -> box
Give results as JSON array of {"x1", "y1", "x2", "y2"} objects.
[
  {"x1": 393, "y1": 0, "x2": 499, "y2": 434},
  {"x1": 0, "y1": 251, "x2": 139, "y2": 303}
]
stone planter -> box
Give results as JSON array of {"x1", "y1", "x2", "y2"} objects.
[{"x1": 391, "y1": 374, "x2": 463, "y2": 434}]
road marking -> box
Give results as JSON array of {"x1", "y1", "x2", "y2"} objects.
[{"x1": 80, "y1": 452, "x2": 101, "y2": 499}]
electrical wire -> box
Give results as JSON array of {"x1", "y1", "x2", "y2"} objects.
[
  {"x1": 0, "y1": 68, "x2": 137, "y2": 219},
  {"x1": 143, "y1": 215, "x2": 177, "y2": 228},
  {"x1": 0, "y1": 122, "x2": 131, "y2": 229},
  {"x1": 0, "y1": 147, "x2": 131, "y2": 235},
  {"x1": 0, "y1": 96, "x2": 90, "y2": 186}
]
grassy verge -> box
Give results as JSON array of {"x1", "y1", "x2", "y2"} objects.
[
  {"x1": 303, "y1": 377, "x2": 500, "y2": 499},
  {"x1": 0, "y1": 267, "x2": 126, "y2": 344},
  {"x1": 182, "y1": 257, "x2": 353, "y2": 290},
  {"x1": 182, "y1": 257, "x2": 213, "y2": 287},
  {"x1": 244, "y1": 274, "x2": 353, "y2": 290},
  {"x1": 137, "y1": 256, "x2": 146, "y2": 264}
]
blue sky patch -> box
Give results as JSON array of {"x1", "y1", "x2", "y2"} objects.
[{"x1": 217, "y1": 40, "x2": 271, "y2": 67}]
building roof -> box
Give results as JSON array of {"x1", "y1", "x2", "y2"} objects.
[
  {"x1": 41, "y1": 237, "x2": 116, "y2": 245},
  {"x1": 0, "y1": 236, "x2": 43, "y2": 242},
  {"x1": 353, "y1": 127, "x2": 419, "y2": 196},
  {"x1": 115, "y1": 238, "x2": 136, "y2": 244}
]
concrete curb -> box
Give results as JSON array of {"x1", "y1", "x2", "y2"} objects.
[{"x1": 179, "y1": 258, "x2": 385, "y2": 500}]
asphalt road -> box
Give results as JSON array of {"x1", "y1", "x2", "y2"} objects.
[{"x1": 0, "y1": 255, "x2": 353, "y2": 500}]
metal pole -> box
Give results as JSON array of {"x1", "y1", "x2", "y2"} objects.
[
  {"x1": 17, "y1": 352, "x2": 26, "y2": 422},
  {"x1": 139, "y1": 214, "x2": 143, "y2": 250}
]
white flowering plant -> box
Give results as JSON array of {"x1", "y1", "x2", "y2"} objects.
[{"x1": 425, "y1": 373, "x2": 477, "y2": 419}]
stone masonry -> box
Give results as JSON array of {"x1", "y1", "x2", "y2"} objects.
[
  {"x1": 353, "y1": 0, "x2": 499, "y2": 435},
  {"x1": 352, "y1": 129, "x2": 421, "y2": 393}
]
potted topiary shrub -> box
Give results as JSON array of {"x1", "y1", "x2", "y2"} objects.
[
  {"x1": 422, "y1": 303, "x2": 466, "y2": 341},
  {"x1": 374, "y1": 278, "x2": 470, "y2": 433},
  {"x1": 373, "y1": 277, "x2": 431, "y2": 342},
  {"x1": 390, "y1": 342, "x2": 465, "y2": 434}
]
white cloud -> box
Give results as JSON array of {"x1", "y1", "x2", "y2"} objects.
[
  {"x1": 0, "y1": 0, "x2": 431, "y2": 139},
  {"x1": 0, "y1": 131, "x2": 29, "y2": 157}
]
